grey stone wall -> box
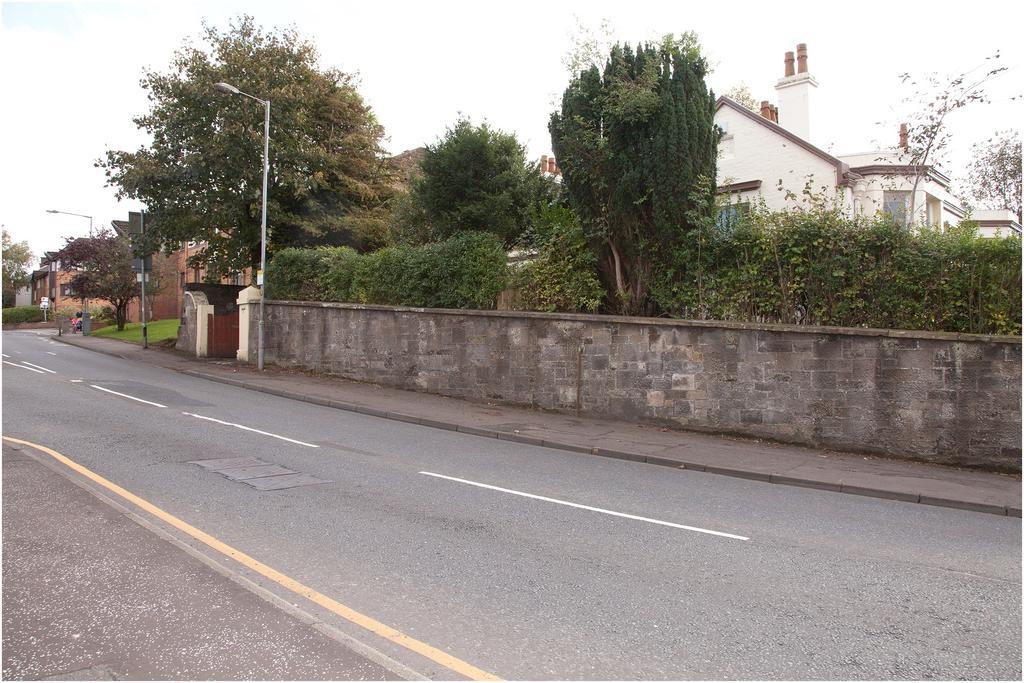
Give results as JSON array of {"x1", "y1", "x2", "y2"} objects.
[{"x1": 257, "y1": 301, "x2": 1022, "y2": 471}]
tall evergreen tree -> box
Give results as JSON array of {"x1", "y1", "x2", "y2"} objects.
[{"x1": 550, "y1": 35, "x2": 719, "y2": 315}]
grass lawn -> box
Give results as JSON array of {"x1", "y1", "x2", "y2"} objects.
[{"x1": 91, "y1": 318, "x2": 180, "y2": 345}]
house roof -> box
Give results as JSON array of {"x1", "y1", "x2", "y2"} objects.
[
  {"x1": 388, "y1": 147, "x2": 426, "y2": 193},
  {"x1": 846, "y1": 164, "x2": 952, "y2": 190},
  {"x1": 716, "y1": 96, "x2": 853, "y2": 186},
  {"x1": 111, "y1": 219, "x2": 129, "y2": 236}
]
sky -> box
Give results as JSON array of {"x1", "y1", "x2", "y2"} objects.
[{"x1": 2, "y1": 0, "x2": 1022, "y2": 263}]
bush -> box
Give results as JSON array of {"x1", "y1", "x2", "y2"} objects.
[
  {"x1": 2, "y1": 306, "x2": 45, "y2": 324},
  {"x1": 264, "y1": 248, "x2": 326, "y2": 301},
  {"x1": 511, "y1": 207, "x2": 604, "y2": 313},
  {"x1": 269, "y1": 232, "x2": 508, "y2": 310},
  {"x1": 651, "y1": 203, "x2": 1022, "y2": 335},
  {"x1": 320, "y1": 247, "x2": 361, "y2": 301}
]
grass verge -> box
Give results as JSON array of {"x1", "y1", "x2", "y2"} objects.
[{"x1": 90, "y1": 319, "x2": 180, "y2": 345}]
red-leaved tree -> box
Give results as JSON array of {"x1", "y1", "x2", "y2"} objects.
[{"x1": 55, "y1": 230, "x2": 138, "y2": 330}]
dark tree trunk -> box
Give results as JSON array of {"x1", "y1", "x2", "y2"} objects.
[{"x1": 114, "y1": 300, "x2": 129, "y2": 331}]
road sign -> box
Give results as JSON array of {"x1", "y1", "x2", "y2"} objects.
[
  {"x1": 131, "y1": 255, "x2": 152, "y2": 273},
  {"x1": 40, "y1": 297, "x2": 49, "y2": 309},
  {"x1": 129, "y1": 210, "x2": 153, "y2": 273}
]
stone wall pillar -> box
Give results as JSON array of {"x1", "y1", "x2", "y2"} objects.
[
  {"x1": 194, "y1": 303, "x2": 214, "y2": 357},
  {"x1": 236, "y1": 286, "x2": 261, "y2": 363}
]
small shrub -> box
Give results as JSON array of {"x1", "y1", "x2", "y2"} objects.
[{"x1": 511, "y1": 209, "x2": 604, "y2": 313}]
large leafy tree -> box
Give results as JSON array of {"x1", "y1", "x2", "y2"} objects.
[
  {"x1": 396, "y1": 118, "x2": 556, "y2": 247},
  {"x1": 54, "y1": 231, "x2": 138, "y2": 330},
  {"x1": 2, "y1": 229, "x2": 33, "y2": 308},
  {"x1": 963, "y1": 130, "x2": 1021, "y2": 221},
  {"x1": 550, "y1": 35, "x2": 720, "y2": 315},
  {"x1": 101, "y1": 16, "x2": 395, "y2": 279}
]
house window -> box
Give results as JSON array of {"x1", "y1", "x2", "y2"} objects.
[
  {"x1": 883, "y1": 191, "x2": 911, "y2": 227},
  {"x1": 716, "y1": 202, "x2": 750, "y2": 232}
]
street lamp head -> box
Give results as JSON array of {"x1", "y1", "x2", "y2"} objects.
[{"x1": 213, "y1": 82, "x2": 241, "y2": 95}]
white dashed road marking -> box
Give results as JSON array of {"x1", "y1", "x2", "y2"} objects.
[
  {"x1": 181, "y1": 412, "x2": 320, "y2": 448},
  {"x1": 90, "y1": 384, "x2": 167, "y2": 408},
  {"x1": 3, "y1": 361, "x2": 45, "y2": 374},
  {"x1": 21, "y1": 361, "x2": 56, "y2": 374},
  {"x1": 420, "y1": 471, "x2": 750, "y2": 541}
]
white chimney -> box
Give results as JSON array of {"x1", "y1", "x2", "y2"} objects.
[{"x1": 774, "y1": 43, "x2": 817, "y2": 141}]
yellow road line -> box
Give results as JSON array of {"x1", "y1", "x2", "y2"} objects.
[{"x1": 3, "y1": 436, "x2": 501, "y2": 681}]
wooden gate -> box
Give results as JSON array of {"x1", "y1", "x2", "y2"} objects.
[{"x1": 207, "y1": 312, "x2": 239, "y2": 358}]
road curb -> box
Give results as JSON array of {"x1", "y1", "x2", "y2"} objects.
[{"x1": 47, "y1": 337, "x2": 1019, "y2": 519}]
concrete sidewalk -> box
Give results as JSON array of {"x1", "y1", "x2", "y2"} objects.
[{"x1": 49, "y1": 331, "x2": 1022, "y2": 516}]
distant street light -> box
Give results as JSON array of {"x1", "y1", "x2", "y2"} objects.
[
  {"x1": 45, "y1": 209, "x2": 93, "y2": 334},
  {"x1": 213, "y1": 81, "x2": 270, "y2": 371}
]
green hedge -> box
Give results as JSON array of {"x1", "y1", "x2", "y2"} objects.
[
  {"x1": 651, "y1": 206, "x2": 1022, "y2": 335},
  {"x1": 266, "y1": 232, "x2": 508, "y2": 310},
  {"x1": 2, "y1": 306, "x2": 45, "y2": 324}
]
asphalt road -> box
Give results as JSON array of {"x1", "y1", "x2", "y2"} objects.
[{"x1": 2, "y1": 329, "x2": 1020, "y2": 680}]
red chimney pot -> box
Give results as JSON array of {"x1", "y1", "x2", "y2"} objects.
[
  {"x1": 784, "y1": 51, "x2": 795, "y2": 77},
  {"x1": 796, "y1": 43, "x2": 808, "y2": 74}
]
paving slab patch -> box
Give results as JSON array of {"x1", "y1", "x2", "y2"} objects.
[
  {"x1": 244, "y1": 473, "x2": 332, "y2": 491},
  {"x1": 188, "y1": 456, "x2": 266, "y2": 470},
  {"x1": 216, "y1": 464, "x2": 298, "y2": 481}
]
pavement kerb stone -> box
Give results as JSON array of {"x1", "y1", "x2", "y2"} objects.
[
  {"x1": 540, "y1": 440, "x2": 593, "y2": 455},
  {"x1": 498, "y1": 432, "x2": 546, "y2": 447},
  {"x1": 593, "y1": 448, "x2": 646, "y2": 463},
  {"x1": 50, "y1": 337, "x2": 1019, "y2": 518},
  {"x1": 769, "y1": 474, "x2": 843, "y2": 492},
  {"x1": 839, "y1": 484, "x2": 920, "y2": 504},
  {"x1": 644, "y1": 455, "x2": 688, "y2": 469},
  {"x1": 703, "y1": 466, "x2": 772, "y2": 482},
  {"x1": 457, "y1": 425, "x2": 500, "y2": 439},
  {"x1": 918, "y1": 495, "x2": 1008, "y2": 516}
]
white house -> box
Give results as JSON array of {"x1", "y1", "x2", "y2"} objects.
[{"x1": 715, "y1": 43, "x2": 1021, "y2": 237}]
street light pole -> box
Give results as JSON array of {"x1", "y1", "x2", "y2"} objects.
[
  {"x1": 46, "y1": 209, "x2": 93, "y2": 334},
  {"x1": 213, "y1": 81, "x2": 270, "y2": 371}
]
